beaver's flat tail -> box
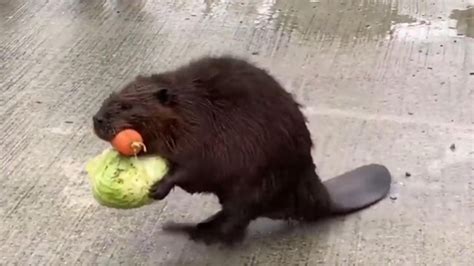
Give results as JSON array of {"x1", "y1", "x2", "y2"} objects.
[{"x1": 324, "y1": 164, "x2": 392, "y2": 215}]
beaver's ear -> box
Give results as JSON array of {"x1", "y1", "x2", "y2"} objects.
[{"x1": 154, "y1": 88, "x2": 172, "y2": 105}]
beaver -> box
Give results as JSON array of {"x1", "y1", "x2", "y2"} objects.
[{"x1": 92, "y1": 55, "x2": 391, "y2": 245}]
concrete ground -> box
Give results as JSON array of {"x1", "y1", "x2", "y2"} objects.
[{"x1": 0, "y1": 0, "x2": 473, "y2": 265}]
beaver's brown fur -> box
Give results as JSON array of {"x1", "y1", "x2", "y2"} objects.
[{"x1": 93, "y1": 55, "x2": 332, "y2": 244}]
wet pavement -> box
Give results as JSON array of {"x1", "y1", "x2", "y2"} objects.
[{"x1": 0, "y1": 0, "x2": 473, "y2": 265}]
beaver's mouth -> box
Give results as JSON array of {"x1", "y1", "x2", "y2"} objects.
[
  {"x1": 93, "y1": 118, "x2": 137, "y2": 142},
  {"x1": 93, "y1": 122, "x2": 116, "y2": 142}
]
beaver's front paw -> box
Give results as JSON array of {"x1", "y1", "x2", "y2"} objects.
[{"x1": 149, "y1": 176, "x2": 175, "y2": 200}]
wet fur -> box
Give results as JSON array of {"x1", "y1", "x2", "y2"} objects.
[{"x1": 93, "y1": 55, "x2": 332, "y2": 244}]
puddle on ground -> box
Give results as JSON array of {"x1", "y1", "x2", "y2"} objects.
[
  {"x1": 388, "y1": 20, "x2": 460, "y2": 42},
  {"x1": 388, "y1": 6, "x2": 473, "y2": 42},
  {"x1": 449, "y1": 7, "x2": 474, "y2": 38},
  {"x1": 194, "y1": 0, "x2": 416, "y2": 43},
  {"x1": 252, "y1": 0, "x2": 416, "y2": 42}
]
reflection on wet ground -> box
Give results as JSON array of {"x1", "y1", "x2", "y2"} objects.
[
  {"x1": 196, "y1": 0, "x2": 417, "y2": 44},
  {"x1": 387, "y1": 6, "x2": 473, "y2": 42},
  {"x1": 450, "y1": 7, "x2": 474, "y2": 38},
  {"x1": 252, "y1": 0, "x2": 416, "y2": 42},
  {"x1": 196, "y1": 0, "x2": 473, "y2": 45},
  {"x1": 250, "y1": 0, "x2": 473, "y2": 42}
]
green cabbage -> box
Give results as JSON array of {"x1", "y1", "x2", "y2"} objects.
[{"x1": 85, "y1": 149, "x2": 168, "y2": 209}]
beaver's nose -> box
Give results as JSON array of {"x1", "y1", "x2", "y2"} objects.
[{"x1": 93, "y1": 115, "x2": 105, "y2": 126}]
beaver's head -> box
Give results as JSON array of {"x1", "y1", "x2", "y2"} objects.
[{"x1": 92, "y1": 76, "x2": 181, "y2": 144}]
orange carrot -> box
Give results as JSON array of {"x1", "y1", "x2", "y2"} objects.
[{"x1": 111, "y1": 129, "x2": 147, "y2": 156}]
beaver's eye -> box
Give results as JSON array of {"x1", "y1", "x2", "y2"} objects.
[
  {"x1": 154, "y1": 88, "x2": 171, "y2": 105},
  {"x1": 120, "y1": 103, "x2": 132, "y2": 111}
]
